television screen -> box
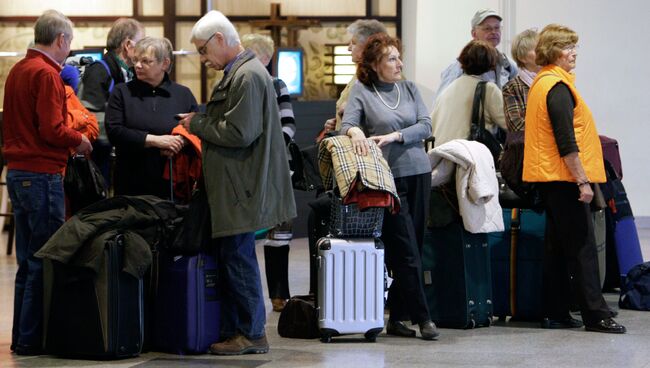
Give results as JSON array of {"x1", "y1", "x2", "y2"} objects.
[
  {"x1": 70, "y1": 48, "x2": 104, "y2": 63},
  {"x1": 274, "y1": 48, "x2": 304, "y2": 97}
]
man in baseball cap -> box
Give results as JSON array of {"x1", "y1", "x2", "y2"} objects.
[{"x1": 432, "y1": 8, "x2": 517, "y2": 105}]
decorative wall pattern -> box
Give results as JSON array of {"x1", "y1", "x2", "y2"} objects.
[
  {"x1": 1, "y1": 21, "x2": 395, "y2": 106},
  {"x1": 0, "y1": 23, "x2": 164, "y2": 109}
]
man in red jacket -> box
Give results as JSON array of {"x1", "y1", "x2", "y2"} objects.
[{"x1": 2, "y1": 9, "x2": 92, "y2": 355}]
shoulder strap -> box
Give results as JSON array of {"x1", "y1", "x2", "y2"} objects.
[
  {"x1": 471, "y1": 81, "x2": 487, "y2": 133},
  {"x1": 96, "y1": 59, "x2": 115, "y2": 93}
]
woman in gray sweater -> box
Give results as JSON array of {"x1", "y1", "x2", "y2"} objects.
[{"x1": 341, "y1": 33, "x2": 438, "y2": 340}]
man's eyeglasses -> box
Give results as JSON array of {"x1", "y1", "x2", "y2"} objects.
[{"x1": 198, "y1": 33, "x2": 216, "y2": 55}]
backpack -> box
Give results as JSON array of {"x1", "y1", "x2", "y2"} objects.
[
  {"x1": 499, "y1": 131, "x2": 542, "y2": 209},
  {"x1": 66, "y1": 57, "x2": 115, "y2": 95},
  {"x1": 76, "y1": 59, "x2": 115, "y2": 140},
  {"x1": 619, "y1": 262, "x2": 650, "y2": 310}
]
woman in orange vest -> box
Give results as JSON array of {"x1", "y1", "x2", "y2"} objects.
[{"x1": 522, "y1": 24, "x2": 625, "y2": 334}]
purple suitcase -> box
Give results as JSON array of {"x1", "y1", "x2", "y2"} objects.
[
  {"x1": 614, "y1": 217, "x2": 644, "y2": 280},
  {"x1": 152, "y1": 251, "x2": 220, "y2": 354},
  {"x1": 599, "y1": 135, "x2": 623, "y2": 179}
]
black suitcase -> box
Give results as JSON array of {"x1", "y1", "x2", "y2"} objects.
[
  {"x1": 43, "y1": 234, "x2": 144, "y2": 359},
  {"x1": 422, "y1": 221, "x2": 493, "y2": 329}
]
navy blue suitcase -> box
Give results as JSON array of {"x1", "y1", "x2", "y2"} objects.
[
  {"x1": 152, "y1": 251, "x2": 220, "y2": 354},
  {"x1": 422, "y1": 221, "x2": 493, "y2": 329},
  {"x1": 489, "y1": 209, "x2": 545, "y2": 321}
]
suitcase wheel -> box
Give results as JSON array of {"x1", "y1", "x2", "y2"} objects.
[
  {"x1": 320, "y1": 334, "x2": 332, "y2": 343},
  {"x1": 468, "y1": 319, "x2": 476, "y2": 329},
  {"x1": 364, "y1": 328, "x2": 382, "y2": 343}
]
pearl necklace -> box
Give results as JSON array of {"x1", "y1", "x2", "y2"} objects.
[{"x1": 372, "y1": 82, "x2": 400, "y2": 110}]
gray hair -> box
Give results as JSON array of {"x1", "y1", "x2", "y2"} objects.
[
  {"x1": 135, "y1": 36, "x2": 173, "y2": 71},
  {"x1": 34, "y1": 9, "x2": 73, "y2": 46},
  {"x1": 107, "y1": 18, "x2": 144, "y2": 51},
  {"x1": 191, "y1": 10, "x2": 240, "y2": 47},
  {"x1": 241, "y1": 34, "x2": 274, "y2": 61},
  {"x1": 347, "y1": 19, "x2": 387, "y2": 45},
  {"x1": 511, "y1": 29, "x2": 538, "y2": 68}
]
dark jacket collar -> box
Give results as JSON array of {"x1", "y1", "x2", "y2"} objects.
[
  {"x1": 103, "y1": 51, "x2": 128, "y2": 84},
  {"x1": 216, "y1": 50, "x2": 256, "y2": 90},
  {"x1": 128, "y1": 73, "x2": 173, "y2": 97}
]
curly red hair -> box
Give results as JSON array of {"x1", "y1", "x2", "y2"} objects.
[{"x1": 357, "y1": 33, "x2": 402, "y2": 86}]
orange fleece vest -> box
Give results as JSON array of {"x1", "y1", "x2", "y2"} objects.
[{"x1": 522, "y1": 65, "x2": 605, "y2": 183}]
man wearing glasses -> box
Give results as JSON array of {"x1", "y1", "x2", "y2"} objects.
[
  {"x1": 178, "y1": 10, "x2": 296, "y2": 356},
  {"x1": 433, "y1": 8, "x2": 518, "y2": 105}
]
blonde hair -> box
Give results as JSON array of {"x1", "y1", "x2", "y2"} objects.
[
  {"x1": 511, "y1": 29, "x2": 538, "y2": 68},
  {"x1": 535, "y1": 24, "x2": 578, "y2": 66},
  {"x1": 241, "y1": 34, "x2": 275, "y2": 62}
]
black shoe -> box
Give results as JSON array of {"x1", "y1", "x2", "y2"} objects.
[
  {"x1": 386, "y1": 320, "x2": 416, "y2": 337},
  {"x1": 540, "y1": 317, "x2": 584, "y2": 329},
  {"x1": 418, "y1": 320, "x2": 440, "y2": 340},
  {"x1": 585, "y1": 318, "x2": 626, "y2": 334}
]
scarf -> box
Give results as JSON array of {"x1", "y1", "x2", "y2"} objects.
[{"x1": 518, "y1": 68, "x2": 537, "y2": 87}]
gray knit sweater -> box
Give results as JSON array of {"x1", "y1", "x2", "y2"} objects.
[{"x1": 341, "y1": 79, "x2": 432, "y2": 178}]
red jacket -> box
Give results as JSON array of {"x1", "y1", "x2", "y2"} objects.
[
  {"x1": 162, "y1": 125, "x2": 202, "y2": 204},
  {"x1": 64, "y1": 85, "x2": 98, "y2": 143},
  {"x1": 2, "y1": 49, "x2": 82, "y2": 173}
]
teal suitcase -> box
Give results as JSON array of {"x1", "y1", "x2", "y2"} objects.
[{"x1": 422, "y1": 221, "x2": 493, "y2": 329}]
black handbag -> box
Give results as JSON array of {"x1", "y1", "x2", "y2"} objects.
[
  {"x1": 469, "y1": 81, "x2": 505, "y2": 165},
  {"x1": 169, "y1": 183, "x2": 212, "y2": 255},
  {"x1": 288, "y1": 141, "x2": 323, "y2": 192},
  {"x1": 64, "y1": 154, "x2": 107, "y2": 215}
]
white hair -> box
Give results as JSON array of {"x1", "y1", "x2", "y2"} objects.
[{"x1": 191, "y1": 10, "x2": 240, "y2": 47}]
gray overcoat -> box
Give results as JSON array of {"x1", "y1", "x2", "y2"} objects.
[{"x1": 189, "y1": 50, "x2": 296, "y2": 238}]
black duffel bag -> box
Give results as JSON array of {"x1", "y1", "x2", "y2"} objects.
[{"x1": 277, "y1": 295, "x2": 320, "y2": 339}]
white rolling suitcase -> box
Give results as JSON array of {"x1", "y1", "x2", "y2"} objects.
[{"x1": 317, "y1": 237, "x2": 385, "y2": 342}]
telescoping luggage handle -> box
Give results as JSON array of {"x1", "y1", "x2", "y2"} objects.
[{"x1": 169, "y1": 158, "x2": 174, "y2": 203}]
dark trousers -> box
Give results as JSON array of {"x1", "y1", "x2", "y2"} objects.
[
  {"x1": 382, "y1": 173, "x2": 431, "y2": 324},
  {"x1": 263, "y1": 222, "x2": 292, "y2": 299},
  {"x1": 539, "y1": 182, "x2": 610, "y2": 325}
]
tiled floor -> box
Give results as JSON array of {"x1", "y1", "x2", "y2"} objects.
[{"x1": 1, "y1": 229, "x2": 649, "y2": 368}]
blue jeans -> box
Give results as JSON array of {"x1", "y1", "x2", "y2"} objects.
[
  {"x1": 215, "y1": 232, "x2": 266, "y2": 340},
  {"x1": 7, "y1": 170, "x2": 65, "y2": 349}
]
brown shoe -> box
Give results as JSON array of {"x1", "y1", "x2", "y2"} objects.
[
  {"x1": 209, "y1": 334, "x2": 269, "y2": 355},
  {"x1": 272, "y1": 298, "x2": 287, "y2": 312}
]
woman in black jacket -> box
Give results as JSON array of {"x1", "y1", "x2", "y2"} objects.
[{"x1": 106, "y1": 37, "x2": 197, "y2": 198}]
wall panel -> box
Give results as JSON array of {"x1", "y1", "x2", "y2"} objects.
[{"x1": 0, "y1": 0, "x2": 132, "y2": 16}]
